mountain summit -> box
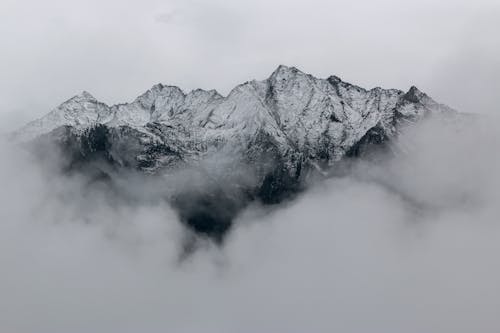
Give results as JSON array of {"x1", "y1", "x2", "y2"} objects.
[{"x1": 13, "y1": 66, "x2": 457, "y2": 239}]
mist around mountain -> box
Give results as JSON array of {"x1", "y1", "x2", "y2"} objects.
[
  {"x1": 1, "y1": 109, "x2": 500, "y2": 332},
  {"x1": 11, "y1": 66, "x2": 460, "y2": 241}
]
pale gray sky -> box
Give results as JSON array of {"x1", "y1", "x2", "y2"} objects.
[{"x1": 1, "y1": 0, "x2": 499, "y2": 129}]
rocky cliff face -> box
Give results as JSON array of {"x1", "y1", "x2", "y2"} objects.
[{"x1": 13, "y1": 65, "x2": 456, "y2": 240}]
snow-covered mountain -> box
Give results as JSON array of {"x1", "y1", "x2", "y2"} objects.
[
  {"x1": 15, "y1": 65, "x2": 455, "y2": 168},
  {"x1": 13, "y1": 65, "x2": 457, "y2": 239}
]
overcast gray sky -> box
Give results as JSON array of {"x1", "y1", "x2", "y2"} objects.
[{"x1": 1, "y1": 0, "x2": 499, "y2": 129}]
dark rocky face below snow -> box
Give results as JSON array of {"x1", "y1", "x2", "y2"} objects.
[{"x1": 13, "y1": 65, "x2": 458, "y2": 241}]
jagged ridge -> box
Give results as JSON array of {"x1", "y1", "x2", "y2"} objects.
[{"x1": 13, "y1": 65, "x2": 457, "y2": 240}]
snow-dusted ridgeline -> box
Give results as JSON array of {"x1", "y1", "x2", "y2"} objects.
[{"x1": 12, "y1": 65, "x2": 457, "y2": 238}]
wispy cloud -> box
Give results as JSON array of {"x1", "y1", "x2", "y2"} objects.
[{"x1": 1, "y1": 115, "x2": 499, "y2": 332}]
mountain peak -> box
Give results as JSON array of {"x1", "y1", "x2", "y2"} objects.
[
  {"x1": 270, "y1": 65, "x2": 303, "y2": 78},
  {"x1": 150, "y1": 83, "x2": 165, "y2": 91},
  {"x1": 79, "y1": 91, "x2": 96, "y2": 100},
  {"x1": 327, "y1": 75, "x2": 342, "y2": 85},
  {"x1": 62, "y1": 91, "x2": 98, "y2": 105},
  {"x1": 403, "y1": 86, "x2": 426, "y2": 103},
  {"x1": 188, "y1": 88, "x2": 222, "y2": 98}
]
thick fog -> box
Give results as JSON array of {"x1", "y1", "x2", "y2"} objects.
[{"x1": 1, "y1": 115, "x2": 500, "y2": 333}]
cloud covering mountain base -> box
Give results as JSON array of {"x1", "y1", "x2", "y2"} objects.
[{"x1": 1, "y1": 116, "x2": 500, "y2": 333}]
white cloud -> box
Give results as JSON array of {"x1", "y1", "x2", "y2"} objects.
[{"x1": 0, "y1": 115, "x2": 499, "y2": 332}]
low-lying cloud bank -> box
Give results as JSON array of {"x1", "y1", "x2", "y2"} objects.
[{"x1": 1, "y1": 115, "x2": 500, "y2": 333}]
